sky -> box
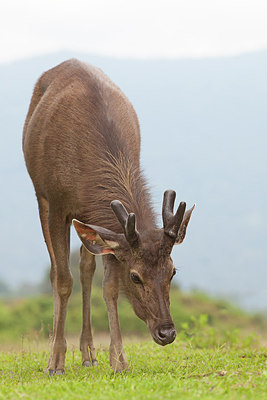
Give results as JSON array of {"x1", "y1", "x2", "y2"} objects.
[{"x1": 1, "y1": 0, "x2": 267, "y2": 63}]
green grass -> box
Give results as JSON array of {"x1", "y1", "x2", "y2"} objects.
[
  {"x1": 0, "y1": 339, "x2": 266, "y2": 400},
  {"x1": 1, "y1": 254, "x2": 266, "y2": 399}
]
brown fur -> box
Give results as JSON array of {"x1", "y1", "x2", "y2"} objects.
[
  {"x1": 23, "y1": 59, "x2": 194, "y2": 374},
  {"x1": 23, "y1": 59, "x2": 155, "y2": 232}
]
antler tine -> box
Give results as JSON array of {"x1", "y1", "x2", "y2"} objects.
[
  {"x1": 110, "y1": 200, "x2": 128, "y2": 227},
  {"x1": 162, "y1": 190, "x2": 186, "y2": 239},
  {"x1": 110, "y1": 200, "x2": 139, "y2": 246},
  {"x1": 172, "y1": 201, "x2": 186, "y2": 237},
  {"x1": 162, "y1": 190, "x2": 176, "y2": 229},
  {"x1": 126, "y1": 213, "x2": 139, "y2": 246}
]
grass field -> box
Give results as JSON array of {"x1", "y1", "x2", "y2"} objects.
[
  {"x1": 1, "y1": 259, "x2": 266, "y2": 399},
  {"x1": 0, "y1": 336, "x2": 266, "y2": 400}
]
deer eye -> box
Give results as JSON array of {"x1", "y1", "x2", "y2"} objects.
[
  {"x1": 171, "y1": 269, "x2": 176, "y2": 280},
  {"x1": 130, "y1": 272, "x2": 142, "y2": 284}
]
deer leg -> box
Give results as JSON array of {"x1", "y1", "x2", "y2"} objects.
[
  {"x1": 46, "y1": 208, "x2": 73, "y2": 375},
  {"x1": 79, "y1": 245, "x2": 98, "y2": 367},
  {"x1": 37, "y1": 197, "x2": 59, "y2": 355},
  {"x1": 103, "y1": 255, "x2": 128, "y2": 372}
]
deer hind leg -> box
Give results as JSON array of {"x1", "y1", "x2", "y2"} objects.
[
  {"x1": 43, "y1": 204, "x2": 73, "y2": 375},
  {"x1": 103, "y1": 255, "x2": 129, "y2": 372},
  {"x1": 79, "y1": 245, "x2": 98, "y2": 367}
]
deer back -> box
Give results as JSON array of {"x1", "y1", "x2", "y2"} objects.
[{"x1": 22, "y1": 59, "x2": 153, "y2": 231}]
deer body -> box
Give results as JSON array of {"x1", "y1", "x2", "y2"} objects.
[{"x1": 23, "y1": 59, "x2": 194, "y2": 374}]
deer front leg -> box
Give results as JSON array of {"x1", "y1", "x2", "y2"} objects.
[
  {"x1": 103, "y1": 255, "x2": 128, "y2": 372},
  {"x1": 37, "y1": 197, "x2": 59, "y2": 354},
  {"x1": 47, "y1": 211, "x2": 73, "y2": 375},
  {"x1": 79, "y1": 245, "x2": 98, "y2": 367}
]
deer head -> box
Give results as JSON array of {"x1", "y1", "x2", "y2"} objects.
[{"x1": 73, "y1": 190, "x2": 195, "y2": 346}]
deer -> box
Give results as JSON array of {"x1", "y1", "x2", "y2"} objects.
[{"x1": 22, "y1": 59, "x2": 195, "y2": 375}]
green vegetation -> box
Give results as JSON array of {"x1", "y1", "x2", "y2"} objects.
[
  {"x1": 0, "y1": 251, "x2": 266, "y2": 398},
  {"x1": 0, "y1": 336, "x2": 266, "y2": 399},
  {"x1": 0, "y1": 285, "x2": 266, "y2": 344},
  {"x1": 0, "y1": 251, "x2": 266, "y2": 344}
]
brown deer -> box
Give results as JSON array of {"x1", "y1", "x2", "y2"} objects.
[{"x1": 23, "y1": 59, "x2": 195, "y2": 375}]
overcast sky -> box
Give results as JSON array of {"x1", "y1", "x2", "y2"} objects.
[{"x1": 1, "y1": 0, "x2": 267, "y2": 63}]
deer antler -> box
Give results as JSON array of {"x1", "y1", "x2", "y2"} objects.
[
  {"x1": 110, "y1": 200, "x2": 139, "y2": 246},
  {"x1": 162, "y1": 190, "x2": 186, "y2": 240}
]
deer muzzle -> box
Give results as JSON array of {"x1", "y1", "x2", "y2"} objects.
[{"x1": 153, "y1": 325, "x2": 176, "y2": 346}]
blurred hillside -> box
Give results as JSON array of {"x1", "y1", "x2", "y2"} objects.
[
  {"x1": 0, "y1": 51, "x2": 266, "y2": 311},
  {"x1": 0, "y1": 250, "x2": 266, "y2": 345}
]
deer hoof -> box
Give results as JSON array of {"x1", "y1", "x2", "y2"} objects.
[
  {"x1": 82, "y1": 361, "x2": 91, "y2": 367},
  {"x1": 82, "y1": 360, "x2": 98, "y2": 367},
  {"x1": 55, "y1": 369, "x2": 64, "y2": 375},
  {"x1": 48, "y1": 368, "x2": 64, "y2": 376}
]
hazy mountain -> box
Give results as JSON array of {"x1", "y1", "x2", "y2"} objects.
[{"x1": 0, "y1": 51, "x2": 266, "y2": 311}]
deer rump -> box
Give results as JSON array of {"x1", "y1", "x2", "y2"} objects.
[{"x1": 23, "y1": 59, "x2": 195, "y2": 375}]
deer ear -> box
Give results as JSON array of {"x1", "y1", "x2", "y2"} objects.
[
  {"x1": 175, "y1": 204, "x2": 195, "y2": 245},
  {"x1": 73, "y1": 219, "x2": 125, "y2": 255}
]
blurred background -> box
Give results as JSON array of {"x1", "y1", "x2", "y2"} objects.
[{"x1": 0, "y1": 0, "x2": 266, "y2": 344}]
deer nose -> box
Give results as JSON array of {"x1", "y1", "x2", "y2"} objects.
[{"x1": 156, "y1": 326, "x2": 176, "y2": 345}]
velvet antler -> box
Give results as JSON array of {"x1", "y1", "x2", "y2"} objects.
[{"x1": 111, "y1": 200, "x2": 139, "y2": 246}]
